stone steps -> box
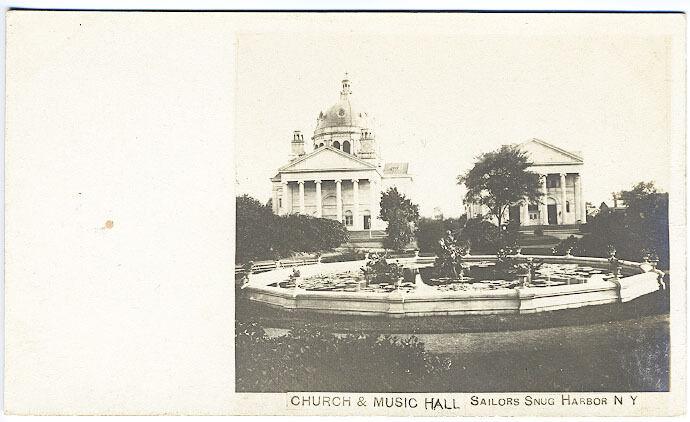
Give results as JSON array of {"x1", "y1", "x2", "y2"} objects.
[{"x1": 347, "y1": 230, "x2": 387, "y2": 240}]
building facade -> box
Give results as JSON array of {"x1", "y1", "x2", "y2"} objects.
[
  {"x1": 466, "y1": 138, "x2": 585, "y2": 226},
  {"x1": 271, "y1": 75, "x2": 413, "y2": 231}
]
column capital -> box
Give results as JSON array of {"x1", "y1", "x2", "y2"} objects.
[
  {"x1": 297, "y1": 180, "x2": 304, "y2": 185},
  {"x1": 351, "y1": 178, "x2": 359, "y2": 184},
  {"x1": 314, "y1": 179, "x2": 322, "y2": 184},
  {"x1": 282, "y1": 180, "x2": 289, "y2": 185},
  {"x1": 559, "y1": 172, "x2": 567, "y2": 177},
  {"x1": 335, "y1": 179, "x2": 342, "y2": 184}
]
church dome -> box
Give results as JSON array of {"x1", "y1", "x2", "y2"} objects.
[
  {"x1": 313, "y1": 75, "x2": 370, "y2": 137},
  {"x1": 316, "y1": 97, "x2": 369, "y2": 131}
]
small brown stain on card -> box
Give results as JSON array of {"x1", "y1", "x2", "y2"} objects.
[{"x1": 103, "y1": 220, "x2": 114, "y2": 229}]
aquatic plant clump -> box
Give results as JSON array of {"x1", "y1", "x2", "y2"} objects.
[
  {"x1": 361, "y1": 252, "x2": 404, "y2": 286},
  {"x1": 271, "y1": 260, "x2": 622, "y2": 294},
  {"x1": 435, "y1": 231, "x2": 471, "y2": 279}
]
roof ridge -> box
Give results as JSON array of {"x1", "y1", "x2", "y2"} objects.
[
  {"x1": 278, "y1": 146, "x2": 377, "y2": 171},
  {"x1": 521, "y1": 138, "x2": 583, "y2": 161}
]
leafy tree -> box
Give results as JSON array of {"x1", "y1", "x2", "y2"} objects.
[
  {"x1": 236, "y1": 195, "x2": 278, "y2": 262},
  {"x1": 458, "y1": 145, "x2": 542, "y2": 231},
  {"x1": 621, "y1": 182, "x2": 669, "y2": 256},
  {"x1": 379, "y1": 187, "x2": 420, "y2": 251},
  {"x1": 552, "y1": 181, "x2": 669, "y2": 268}
]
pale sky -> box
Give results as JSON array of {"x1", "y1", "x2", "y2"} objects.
[{"x1": 234, "y1": 17, "x2": 676, "y2": 217}]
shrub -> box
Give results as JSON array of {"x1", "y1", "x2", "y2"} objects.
[
  {"x1": 550, "y1": 182, "x2": 669, "y2": 269},
  {"x1": 552, "y1": 235, "x2": 582, "y2": 256},
  {"x1": 278, "y1": 214, "x2": 349, "y2": 254},
  {"x1": 416, "y1": 216, "x2": 467, "y2": 254},
  {"x1": 320, "y1": 247, "x2": 367, "y2": 263},
  {"x1": 459, "y1": 218, "x2": 500, "y2": 254},
  {"x1": 416, "y1": 218, "x2": 447, "y2": 254},
  {"x1": 236, "y1": 195, "x2": 349, "y2": 263},
  {"x1": 235, "y1": 322, "x2": 451, "y2": 392}
]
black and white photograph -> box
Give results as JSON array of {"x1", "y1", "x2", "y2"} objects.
[
  {"x1": 3, "y1": 8, "x2": 686, "y2": 418},
  {"x1": 233, "y1": 13, "x2": 680, "y2": 398}
]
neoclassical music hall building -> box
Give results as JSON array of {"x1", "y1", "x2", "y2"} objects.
[
  {"x1": 270, "y1": 75, "x2": 412, "y2": 231},
  {"x1": 466, "y1": 138, "x2": 586, "y2": 227}
]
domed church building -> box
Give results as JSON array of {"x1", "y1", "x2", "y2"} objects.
[{"x1": 270, "y1": 75, "x2": 413, "y2": 231}]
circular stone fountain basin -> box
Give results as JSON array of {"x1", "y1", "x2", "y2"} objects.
[{"x1": 241, "y1": 255, "x2": 664, "y2": 318}]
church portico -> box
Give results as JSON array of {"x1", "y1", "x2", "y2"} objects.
[
  {"x1": 275, "y1": 174, "x2": 387, "y2": 231},
  {"x1": 467, "y1": 139, "x2": 585, "y2": 227}
]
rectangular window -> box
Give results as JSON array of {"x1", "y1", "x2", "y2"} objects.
[
  {"x1": 345, "y1": 215, "x2": 353, "y2": 226},
  {"x1": 546, "y1": 177, "x2": 560, "y2": 188},
  {"x1": 528, "y1": 204, "x2": 539, "y2": 220}
]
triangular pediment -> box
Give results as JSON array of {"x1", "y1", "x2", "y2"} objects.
[
  {"x1": 279, "y1": 146, "x2": 377, "y2": 172},
  {"x1": 519, "y1": 138, "x2": 583, "y2": 165}
]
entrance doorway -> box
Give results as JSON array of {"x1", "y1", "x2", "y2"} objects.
[
  {"x1": 509, "y1": 206, "x2": 521, "y2": 225},
  {"x1": 363, "y1": 215, "x2": 371, "y2": 230},
  {"x1": 547, "y1": 204, "x2": 558, "y2": 225}
]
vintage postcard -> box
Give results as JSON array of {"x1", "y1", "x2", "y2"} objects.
[{"x1": 4, "y1": 11, "x2": 686, "y2": 417}]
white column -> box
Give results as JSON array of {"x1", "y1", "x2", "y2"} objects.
[
  {"x1": 521, "y1": 199, "x2": 529, "y2": 226},
  {"x1": 281, "y1": 181, "x2": 289, "y2": 215},
  {"x1": 369, "y1": 179, "x2": 379, "y2": 229},
  {"x1": 560, "y1": 173, "x2": 567, "y2": 224},
  {"x1": 315, "y1": 180, "x2": 322, "y2": 218},
  {"x1": 540, "y1": 174, "x2": 548, "y2": 225},
  {"x1": 335, "y1": 179, "x2": 343, "y2": 223},
  {"x1": 298, "y1": 181, "x2": 305, "y2": 214},
  {"x1": 578, "y1": 175, "x2": 587, "y2": 223},
  {"x1": 576, "y1": 173, "x2": 585, "y2": 223},
  {"x1": 352, "y1": 179, "x2": 360, "y2": 230},
  {"x1": 573, "y1": 174, "x2": 580, "y2": 222}
]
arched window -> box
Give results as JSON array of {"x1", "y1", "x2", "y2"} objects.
[
  {"x1": 566, "y1": 201, "x2": 571, "y2": 213},
  {"x1": 343, "y1": 140, "x2": 351, "y2": 154},
  {"x1": 333, "y1": 141, "x2": 341, "y2": 150},
  {"x1": 344, "y1": 210, "x2": 353, "y2": 226}
]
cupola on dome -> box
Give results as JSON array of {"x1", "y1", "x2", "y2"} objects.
[{"x1": 313, "y1": 74, "x2": 371, "y2": 145}]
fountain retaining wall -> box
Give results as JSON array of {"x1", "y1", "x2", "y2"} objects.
[{"x1": 242, "y1": 256, "x2": 664, "y2": 318}]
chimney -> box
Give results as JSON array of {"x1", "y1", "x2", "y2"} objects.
[{"x1": 290, "y1": 130, "x2": 305, "y2": 159}]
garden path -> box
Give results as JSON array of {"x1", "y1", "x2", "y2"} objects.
[{"x1": 263, "y1": 313, "x2": 668, "y2": 355}]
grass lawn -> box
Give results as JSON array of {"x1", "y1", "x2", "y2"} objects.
[{"x1": 417, "y1": 313, "x2": 668, "y2": 392}]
